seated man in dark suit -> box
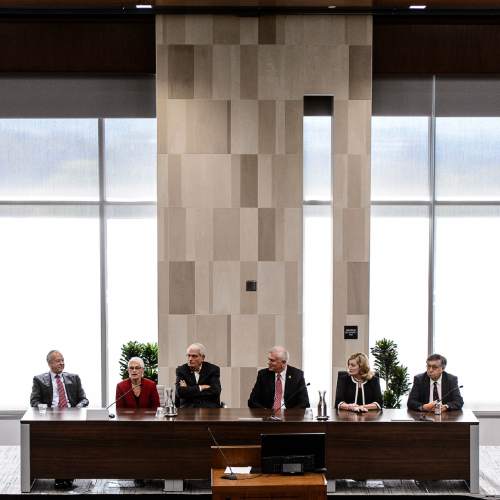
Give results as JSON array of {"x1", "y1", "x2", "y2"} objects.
[
  {"x1": 407, "y1": 353, "x2": 464, "y2": 412},
  {"x1": 176, "y1": 343, "x2": 221, "y2": 408},
  {"x1": 30, "y1": 350, "x2": 89, "y2": 489},
  {"x1": 248, "y1": 346, "x2": 309, "y2": 411}
]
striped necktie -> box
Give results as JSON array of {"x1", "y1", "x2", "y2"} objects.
[
  {"x1": 56, "y1": 375, "x2": 68, "y2": 408},
  {"x1": 273, "y1": 374, "x2": 282, "y2": 412}
]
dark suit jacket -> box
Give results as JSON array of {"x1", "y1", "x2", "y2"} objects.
[
  {"x1": 248, "y1": 365, "x2": 310, "y2": 409},
  {"x1": 175, "y1": 361, "x2": 221, "y2": 408},
  {"x1": 334, "y1": 371, "x2": 383, "y2": 409},
  {"x1": 407, "y1": 371, "x2": 464, "y2": 411},
  {"x1": 115, "y1": 378, "x2": 160, "y2": 409},
  {"x1": 30, "y1": 372, "x2": 89, "y2": 408}
]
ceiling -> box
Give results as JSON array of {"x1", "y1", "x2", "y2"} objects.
[{"x1": 2, "y1": 0, "x2": 500, "y2": 11}]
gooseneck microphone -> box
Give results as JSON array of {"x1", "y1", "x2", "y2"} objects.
[
  {"x1": 207, "y1": 427, "x2": 237, "y2": 480},
  {"x1": 106, "y1": 383, "x2": 142, "y2": 418},
  {"x1": 437, "y1": 384, "x2": 463, "y2": 403}
]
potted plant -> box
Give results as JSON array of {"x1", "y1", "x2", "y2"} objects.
[
  {"x1": 370, "y1": 338, "x2": 411, "y2": 409},
  {"x1": 119, "y1": 340, "x2": 158, "y2": 383}
]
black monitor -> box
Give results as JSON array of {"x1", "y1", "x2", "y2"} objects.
[{"x1": 260, "y1": 432, "x2": 326, "y2": 474}]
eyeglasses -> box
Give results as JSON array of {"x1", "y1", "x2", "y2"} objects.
[
  {"x1": 128, "y1": 366, "x2": 144, "y2": 371},
  {"x1": 426, "y1": 363, "x2": 442, "y2": 370}
]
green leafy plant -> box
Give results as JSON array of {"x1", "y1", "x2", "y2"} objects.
[
  {"x1": 119, "y1": 341, "x2": 158, "y2": 383},
  {"x1": 370, "y1": 339, "x2": 411, "y2": 409}
]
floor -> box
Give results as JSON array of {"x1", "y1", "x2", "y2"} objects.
[{"x1": 2, "y1": 445, "x2": 499, "y2": 496}]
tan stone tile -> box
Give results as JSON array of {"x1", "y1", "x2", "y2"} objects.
[
  {"x1": 346, "y1": 15, "x2": 372, "y2": 45},
  {"x1": 345, "y1": 314, "x2": 369, "y2": 354},
  {"x1": 165, "y1": 314, "x2": 191, "y2": 366},
  {"x1": 283, "y1": 46, "x2": 304, "y2": 99},
  {"x1": 156, "y1": 45, "x2": 169, "y2": 94},
  {"x1": 333, "y1": 100, "x2": 348, "y2": 155},
  {"x1": 302, "y1": 15, "x2": 342, "y2": 45},
  {"x1": 333, "y1": 154, "x2": 348, "y2": 209},
  {"x1": 347, "y1": 154, "x2": 362, "y2": 208},
  {"x1": 212, "y1": 261, "x2": 240, "y2": 314},
  {"x1": 259, "y1": 15, "x2": 277, "y2": 44},
  {"x1": 195, "y1": 261, "x2": 211, "y2": 315},
  {"x1": 186, "y1": 208, "x2": 213, "y2": 261},
  {"x1": 165, "y1": 99, "x2": 187, "y2": 154},
  {"x1": 156, "y1": 16, "x2": 164, "y2": 45},
  {"x1": 185, "y1": 15, "x2": 213, "y2": 44},
  {"x1": 283, "y1": 314, "x2": 302, "y2": 367},
  {"x1": 258, "y1": 208, "x2": 276, "y2": 261},
  {"x1": 275, "y1": 100, "x2": 286, "y2": 154},
  {"x1": 231, "y1": 154, "x2": 241, "y2": 208},
  {"x1": 259, "y1": 100, "x2": 276, "y2": 154},
  {"x1": 240, "y1": 17, "x2": 258, "y2": 45},
  {"x1": 181, "y1": 154, "x2": 232, "y2": 208},
  {"x1": 258, "y1": 315, "x2": 277, "y2": 361},
  {"x1": 194, "y1": 315, "x2": 230, "y2": 367},
  {"x1": 240, "y1": 45, "x2": 258, "y2": 100},
  {"x1": 231, "y1": 315, "x2": 259, "y2": 366},
  {"x1": 157, "y1": 154, "x2": 169, "y2": 209},
  {"x1": 285, "y1": 261, "x2": 299, "y2": 314},
  {"x1": 220, "y1": 366, "x2": 233, "y2": 406},
  {"x1": 186, "y1": 100, "x2": 229, "y2": 153},
  {"x1": 239, "y1": 367, "x2": 259, "y2": 407},
  {"x1": 240, "y1": 260, "x2": 258, "y2": 314},
  {"x1": 258, "y1": 45, "x2": 285, "y2": 100},
  {"x1": 347, "y1": 262, "x2": 369, "y2": 315},
  {"x1": 333, "y1": 206, "x2": 344, "y2": 262},
  {"x1": 283, "y1": 15, "x2": 304, "y2": 45},
  {"x1": 168, "y1": 45, "x2": 194, "y2": 99},
  {"x1": 349, "y1": 45, "x2": 372, "y2": 100},
  {"x1": 258, "y1": 262, "x2": 285, "y2": 314},
  {"x1": 194, "y1": 45, "x2": 213, "y2": 99},
  {"x1": 240, "y1": 209, "x2": 258, "y2": 262},
  {"x1": 274, "y1": 208, "x2": 284, "y2": 261},
  {"x1": 331, "y1": 15, "x2": 348, "y2": 46},
  {"x1": 156, "y1": 96, "x2": 168, "y2": 154},
  {"x1": 347, "y1": 99, "x2": 371, "y2": 155},
  {"x1": 158, "y1": 207, "x2": 166, "y2": 264},
  {"x1": 258, "y1": 155, "x2": 273, "y2": 207},
  {"x1": 240, "y1": 154, "x2": 258, "y2": 208},
  {"x1": 285, "y1": 100, "x2": 302, "y2": 155},
  {"x1": 276, "y1": 15, "x2": 286, "y2": 44},
  {"x1": 167, "y1": 207, "x2": 186, "y2": 261},
  {"x1": 230, "y1": 46, "x2": 241, "y2": 101},
  {"x1": 213, "y1": 16, "x2": 240, "y2": 44},
  {"x1": 214, "y1": 208, "x2": 240, "y2": 261},
  {"x1": 169, "y1": 261, "x2": 195, "y2": 314},
  {"x1": 162, "y1": 15, "x2": 186, "y2": 44},
  {"x1": 167, "y1": 154, "x2": 182, "y2": 208},
  {"x1": 283, "y1": 208, "x2": 302, "y2": 262},
  {"x1": 272, "y1": 154, "x2": 301, "y2": 208},
  {"x1": 231, "y1": 100, "x2": 258, "y2": 154},
  {"x1": 343, "y1": 208, "x2": 368, "y2": 262},
  {"x1": 158, "y1": 261, "x2": 169, "y2": 316},
  {"x1": 213, "y1": 45, "x2": 232, "y2": 100}
]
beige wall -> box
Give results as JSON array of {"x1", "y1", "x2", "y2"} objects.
[{"x1": 156, "y1": 14, "x2": 372, "y2": 407}]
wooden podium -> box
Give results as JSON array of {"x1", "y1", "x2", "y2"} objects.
[{"x1": 210, "y1": 445, "x2": 327, "y2": 500}]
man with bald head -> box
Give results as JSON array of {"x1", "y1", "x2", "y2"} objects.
[
  {"x1": 248, "y1": 346, "x2": 309, "y2": 410},
  {"x1": 175, "y1": 343, "x2": 221, "y2": 408},
  {"x1": 30, "y1": 350, "x2": 89, "y2": 409}
]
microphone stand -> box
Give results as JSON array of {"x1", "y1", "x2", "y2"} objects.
[
  {"x1": 106, "y1": 382, "x2": 142, "y2": 418},
  {"x1": 207, "y1": 427, "x2": 237, "y2": 480}
]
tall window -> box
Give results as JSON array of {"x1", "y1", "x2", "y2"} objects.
[
  {"x1": 371, "y1": 77, "x2": 500, "y2": 410},
  {"x1": 0, "y1": 78, "x2": 157, "y2": 410},
  {"x1": 302, "y1": 96, "x2": 333, "y2": 405}
]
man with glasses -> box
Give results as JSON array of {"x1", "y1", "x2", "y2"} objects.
[
  {"x1": 407, "y1": 353, "x2": 464, "y2": 412},
  {"x1": 175, "y1": 343, "x2": 221, "y2": 408}
]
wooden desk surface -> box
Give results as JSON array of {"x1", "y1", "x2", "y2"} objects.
[{"x1": 211, "y1": 469, "x2": 327, "y2": 488}]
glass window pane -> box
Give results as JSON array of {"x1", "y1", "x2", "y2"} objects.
[
  {"x1": 434, "y1": 206, "x2": 500, "y2": 410},
  {"x1": 371, "y1": 117, "x2": 430, "y2": 201},
  {"x1": 104, "y1": 119, "x2": 157, "y2": 202},
  {"x1": 0, "y1": 206, "x2": 101, "y2": 410},
  {"x1": 436, "y1": 117, "x2": 500, "y2": 201},
  {"x1": 0, "y1": 119, "x2": 98, "y2": 201},
  {"x1": 106, "y1": 205, "x2": 158, "y2": 403},
  {"x1": 369, "y1": 206, "x2": 429, "y2": 388},
  {"x1": 303, "y1": 205, "x2": 332, "y2": 406},
  {"x1": 303, "y1": 116, "x2": 332, "y2": 202}
]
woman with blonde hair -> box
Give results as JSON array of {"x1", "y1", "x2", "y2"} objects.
[{"x1": 335, "y1": 352, "x2": 383, "y2": 412}]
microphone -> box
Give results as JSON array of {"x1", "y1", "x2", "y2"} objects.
[
  {"x1": 106, "y1": 383, "x2": 142, "y2": 418},
  {"x1": 268, "y1": 382, "x2": 311, "y2": 421},
  {"x1": 207, "y1": 427, "x2": 237, "y2": 480},
  {"x1": 437, "y1": 384, "x2": 463, "y2": 403}
]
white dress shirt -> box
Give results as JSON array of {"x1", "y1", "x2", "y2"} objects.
[{"x1": 50, "y1": 371, "x2": 70, "y2": 408}]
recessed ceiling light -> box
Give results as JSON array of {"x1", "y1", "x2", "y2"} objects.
[
  {"x1": 328, "y1": 5, "x2": 337, "y2": 8},
  {"x1": 136, "y1": 4, "x2": 153, "y2": 8},
  {"x1": 409, "y1": 4, "x2": 427, "y2": 8}
]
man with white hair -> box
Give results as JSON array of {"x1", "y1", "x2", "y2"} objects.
[
  {"x1": 248, "y1": 346, "x2": 309, "y2": 410},
  {"x1": 175, "y1": 343, "x2": 221, "y2": 408}
]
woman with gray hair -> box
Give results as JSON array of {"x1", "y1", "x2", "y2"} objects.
[{"x1": 115, "y1": 356, "x2": 160, "y2": 409}]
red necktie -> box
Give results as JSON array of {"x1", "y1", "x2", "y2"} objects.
[
  {"x1": 273, "y1": 374, "x2": 282, "y2": 412},
  {"x1": 56, "y1": 375, "x2": 68, "y2": 408}
]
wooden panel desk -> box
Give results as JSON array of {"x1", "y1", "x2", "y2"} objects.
[
  {"x1": 20, "y1": 408, "x2": 479, "y2": 494},
  {"x1": 211, "y1": 468, "x2": 327, "y2": 500}
]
